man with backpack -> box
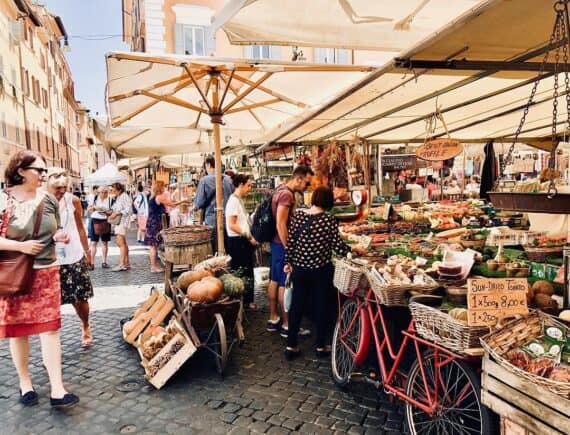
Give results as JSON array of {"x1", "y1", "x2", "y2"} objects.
[
  {"x1": 251, "y1": 165, "x2": 314, "y2": 337},
  {"x1": 194, "y1": 155, "x2": 234, "y2": 253}
]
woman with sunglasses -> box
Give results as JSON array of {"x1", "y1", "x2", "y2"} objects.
[
  {"x1": 0, "y1": 151, "x2": 79, "y2": 408},
  {"x1": 47, "y1": 169, "x2": 94, "y2": 348}
]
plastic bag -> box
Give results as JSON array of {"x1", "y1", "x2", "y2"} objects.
[{"x1": 284, "y1": 273, "x2": 293, "y2": 312}]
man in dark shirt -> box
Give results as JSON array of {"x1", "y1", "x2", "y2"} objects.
[
  {"x1": 194, "y1": 155, "x2": 234, "y2": 253},
  {"x1": 267, "y1": 165, "x2": 313, "y2": 338}
]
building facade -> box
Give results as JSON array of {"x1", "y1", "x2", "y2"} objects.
[
  {"x1": 121, "y1": 0, "x2": 390, "y2": 64},
  {"x1": 0, "y1": 0, "x2": 99, "y2": 186}
]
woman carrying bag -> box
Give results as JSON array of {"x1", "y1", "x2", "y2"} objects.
[
  {"x1": 109, "y1": 183, "x2": 132, "y2": 272},
  {"x1": 283, "y1": 186, "x2": 361, "y2": 360},
  {"x1": 0, "y1": 151, "x2": 78, "y2": 408}
]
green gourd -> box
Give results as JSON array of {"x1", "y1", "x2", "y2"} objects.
[{"x1": 220, "y1": 274, "x2": 245, "y2": 297}]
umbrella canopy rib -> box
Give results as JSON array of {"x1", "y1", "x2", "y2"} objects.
[
  {"x1": 218, "y1": 73, "x2": 265, "y2": 129},
  {"x1": 225, "y1": 98, "x2": 282, "y2": 114},
  {"x1": 140, "y1": 90, "x2": 208, "y2": 114},
  {"x1": 183, "y1": 64, "x2": 213, "y2": 113},
  {"x1": 223, "y1": 72, "x2": 272, "y2": 112},
  {"x1": 226, "y1": 72, "x2": 308, "y2": 108}
]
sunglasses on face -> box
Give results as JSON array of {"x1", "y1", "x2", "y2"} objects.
[{"x1": 24, "y1": 167, "x2": 48, "y2": 175}]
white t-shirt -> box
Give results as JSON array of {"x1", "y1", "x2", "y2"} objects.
[
  {"x1": 90, "y1": 195, "x2": 112, "y2": 220},
  {"x1": 58, "y1": 192, "x2": 84, "y2": 265},
  {"x1": 225, "y1": 194, "x2": 250, "y2": 237},
  {"x1": 405, "y1": 183, "x2": 423, "y2": 190}
]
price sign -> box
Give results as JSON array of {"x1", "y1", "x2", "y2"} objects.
[
  {"x1": 416, "y1": 139, "x2": 463, "y2": 162},
  {"x1": 467, "y1": 278, "x2": 528, "y2": 326}
]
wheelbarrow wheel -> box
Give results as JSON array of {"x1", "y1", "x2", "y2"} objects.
[{"x1": 213, "y1": 313, "x2": 228, "y2": 376}]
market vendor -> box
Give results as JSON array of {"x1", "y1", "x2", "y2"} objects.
[{"x1": 194, "y1": 156, "x2": 234, "y2": 253}]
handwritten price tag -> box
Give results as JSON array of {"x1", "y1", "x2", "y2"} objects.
[{"x1": 467, "y1": 278, "x2": 529, "y2": 326}]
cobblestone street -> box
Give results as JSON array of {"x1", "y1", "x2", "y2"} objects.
[{"x1": 0, "y1": 232, "x2": 405, "y2": 434}]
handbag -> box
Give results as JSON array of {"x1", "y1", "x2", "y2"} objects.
[
  {"x1": 108, "y1": 213, "x2": 122, "y2": 226},
  {"x1": 0, "y1": 193, "x2": 45, "y2": 296},
  {"x1": 92, "y1": 218, "x2": 110, "y2": 235}
]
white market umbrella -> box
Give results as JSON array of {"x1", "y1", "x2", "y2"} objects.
[
  {"x1": 213, "y1": 0, "x2": 487, "y2": 51},
  {"x1": 84, "y1": 162, "x2": 128, "y2": 186},
  {"x1": 105, "y1": 52, "x2": 373, "y2": 252},
  {"x1": 93, "y1": 118, "x2": 259, "y2": 158}
]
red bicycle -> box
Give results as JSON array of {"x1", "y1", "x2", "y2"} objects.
[{"x1": 331, "y1": 287, "x2": 494, "y2": 434}]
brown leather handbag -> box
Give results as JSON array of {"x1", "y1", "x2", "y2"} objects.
[{"x1": 0, "y1": 193, "x2": 45, "y2": 296}]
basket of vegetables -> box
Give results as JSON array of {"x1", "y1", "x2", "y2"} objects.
[
  {"x1": 524, "y1": 236, "x2": 565, "y2": 262},
  {"x1": 458, "y1": 229, "x2": 489, "y2": 250}
]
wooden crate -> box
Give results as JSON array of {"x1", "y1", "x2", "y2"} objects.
[
  {"x1": 137, "y1": 321, "x2": 197, "y2": 389},
  {"x1": 482, "y1": 354, "x2": 570, "y2": 435},
  {"x1": 122, "y1": 291, "x2": 174, "y2": 346}
]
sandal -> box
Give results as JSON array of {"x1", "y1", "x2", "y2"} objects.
[
  {"x1": 101, "y1": 263, "x2": 109, "y2": 269},
  {"x1": 81, "y1": 326, "x2": 93, "y2": 348}
]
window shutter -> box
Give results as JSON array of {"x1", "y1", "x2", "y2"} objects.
[
  {"x1": 314, "y1": 48, "x2": 325, "y2": 63},
  {"x1": 270, "y1": 45, "x2": 281, "y2": 60},
  {"x1": 205, "y1": 26, "x2": 216, "y2": 56},
  {"x1": 337, "y1": 49, "x2": 350, "y2": 65},
  {"x1": 174, "y1": 24, "x2": 184, "y2": 54}
]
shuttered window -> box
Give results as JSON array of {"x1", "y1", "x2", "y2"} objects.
[
  {"x1": 314, "y1": 48, "x2": 351, "y2": 64},
  {"x1": 244, "y1": 45, "x2": 281, "y2": 60}
]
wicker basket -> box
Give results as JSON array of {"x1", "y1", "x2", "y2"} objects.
[
  {"x1": 161, "y1": 225, "x2": 212, "y2": 247},
  {"x1": 481, "y1": 311, "x2": 570, "y2": 398},
  {"x1": 333, "y1": 258, "x2": 364, "y2": 296},
  {"x1": 410, "y1": 302, "x2": 489, "y2": 354},
  {"x1": 366, "y1": 270, "x2": 438, "y2": 307},
  {"x1": 164, "y1": 241, "x2": 211, "y2": 265},
  {"x1": 523, "y1": 245, "x2": 564, "y2": 262}
]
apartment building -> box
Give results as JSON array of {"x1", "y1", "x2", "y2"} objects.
[
  {"x1": 121, "y1": 0, "x2": 389, "y2": 64},
  {"x1": 0, "y1": 0, "x2": 96, "y2": 186}
]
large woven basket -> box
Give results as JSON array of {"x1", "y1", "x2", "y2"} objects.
[
  {"x1": 366, "y1": 270, "x2": 439, "y2": 307},
  {"x1": 162, "y1": 225, "x2": 212, "y2": 247},
  {"x1": 523, "y1": 245, "x2": 564, "y2": 262},
  {"x1": 164, "y1": 241, "x2": 211, "y2": 265},
  {"x1": 409, "y1": 302, "x2": 489, "y2": 354},
  {"x1": 481, "y1": 311, "x2": 570, "y2": 398},
  {"x1": 333, "y1": 258, "x2": 364, "y2": 296}
]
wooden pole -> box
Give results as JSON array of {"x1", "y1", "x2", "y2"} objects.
[{"x1": 211, "y1": 73, "x2": 225, "y2": 254}]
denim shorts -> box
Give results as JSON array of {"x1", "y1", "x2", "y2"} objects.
[{"x1": 270, "y1": 242, "x2": 287, "y2": 287}]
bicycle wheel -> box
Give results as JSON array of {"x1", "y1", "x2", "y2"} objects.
[
  {"x1": 405, "y1": 351, "x2": 493, "y2": 435},
  {"x1": 212, "y1": 313, "x2": 228, "y2": 376},
  {"x1": 331, "y1": 299, "x2": 364, "y2": 386}
]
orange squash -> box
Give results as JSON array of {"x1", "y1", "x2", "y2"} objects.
[
  {"x1": 176, "y1": 269, "x2": 213, "y2": 290},
  {"x1": 187, "y1": 277, "x2": 223, "y2": 303}
]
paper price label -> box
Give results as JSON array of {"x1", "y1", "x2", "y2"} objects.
[{"x1": 467, "y1": 278, "x2": 528, "y2": 326}]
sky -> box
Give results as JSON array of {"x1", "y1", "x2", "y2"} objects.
[{"x1": 42, "y1": 0, "x2": 128, "y2": 117}]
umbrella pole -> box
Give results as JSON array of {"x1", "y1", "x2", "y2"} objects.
[{"x1": 211, "y1": 75, "x2": 225, "y2": 254}]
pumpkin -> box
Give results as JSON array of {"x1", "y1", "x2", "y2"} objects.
[
  {"x1": 176, "y1": 269, "x2": 213, "y2": 290},
  {"x1": 220, "y1": 274, "x2": 245, "y2": 297},
  {"x1": 187, "y1": 277, "x2": 224, "y2": 303}
]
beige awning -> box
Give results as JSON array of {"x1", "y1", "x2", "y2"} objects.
[
  {"x1": 213, "y1": 0, "x2": 489, "y2": 51},
  {"x1": 258, "y1": 0, "x2": 567, "y2": 151}
]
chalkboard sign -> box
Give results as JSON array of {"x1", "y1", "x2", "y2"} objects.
[
  {"x1": 381, "y1": 154, "x2": 417, "y2": 171},
  {"x1": 467, "y1": 278, "x2": 529, "y2": 326}
]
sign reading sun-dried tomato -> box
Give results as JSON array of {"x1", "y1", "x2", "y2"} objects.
[{"x1": 416, "y1": 139, "x2": 463, "y2": 161}]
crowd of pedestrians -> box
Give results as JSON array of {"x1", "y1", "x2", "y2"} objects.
[{"x1": 0, "y1": 149, "x2": 361, "y2": 410}]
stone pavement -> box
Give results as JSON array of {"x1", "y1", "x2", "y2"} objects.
[{"x1": 0, "y1": 231, "x2": 406, "y2": 435}]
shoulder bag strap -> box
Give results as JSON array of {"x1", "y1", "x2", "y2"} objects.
[{"x1": 32, "y1": 196, "x2": 45, "y2": 238}]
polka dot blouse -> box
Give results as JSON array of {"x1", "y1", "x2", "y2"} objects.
[{"x1": 285, "y1": 210, "x2": 350, "y2": 269}]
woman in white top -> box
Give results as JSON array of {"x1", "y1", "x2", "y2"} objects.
[
  {"x1": 225, "y1": 174, "x2": 258, "y2": 309},
  {"x1": 47, "y1": 169, "x2": 94, "y2": 347},
  {"x1": 109, "y1": 183, "x2": 132, "y2": 272},
  {"x1": 87, "y1": 186, "x2": 112, "y2": 269}
]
